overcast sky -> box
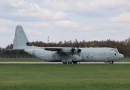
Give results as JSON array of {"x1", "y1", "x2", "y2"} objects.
[{"x1": 0, "y1": 0, "x2": 130, "y2": 47}]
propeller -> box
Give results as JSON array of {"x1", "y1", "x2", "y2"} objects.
[
  {"x1": 77, "y1": 48, "x2": 81, "y2": 53},
  {"x1": 71, "y1": 48, "x2": 76, "y2": 54},
  {"x1": 72, "y1": 39, "x2": 82, "y2": 54}
]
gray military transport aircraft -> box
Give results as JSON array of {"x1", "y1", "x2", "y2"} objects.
[{"x1": 13, "y1": 25, "x2": 124, "y2": 64}]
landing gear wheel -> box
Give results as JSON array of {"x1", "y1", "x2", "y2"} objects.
[
  {"x1": 73, "y1": 61, "x2": 78, "y2": 64},
  {"x1": 63, "y1": 62, "x2": 67, "y2": 64},
  {"x1": 68, "y1": 62, "x2": 72, "y2": 64}
]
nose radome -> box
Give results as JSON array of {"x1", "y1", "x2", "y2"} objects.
[{"x1": 120, "y1": 54, "x2": 124, "y2": 59}]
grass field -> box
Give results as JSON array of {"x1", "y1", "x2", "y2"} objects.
[
  {"x1": 0, "y1": 63, "x2": 130, "y2": 90},
  {"x1": 118, "y1": 58, "x2": 130, "y2": 62}
]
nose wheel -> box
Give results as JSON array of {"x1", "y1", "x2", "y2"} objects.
[{"x1": 109, "y1": 61, "x2": 114, "y2": 64}]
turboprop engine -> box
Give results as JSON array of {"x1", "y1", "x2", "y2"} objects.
[
  {"x1": 61, "y1": 48, "x2": 82, "y2": 55},
  {"x1": 60, "y1": 48, "x2": 76, "y2": 54},
  {"x1": 72, "y1": 54, "x2": 82, "y2": 61}
]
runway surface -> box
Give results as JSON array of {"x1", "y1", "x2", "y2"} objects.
[{"x1": 0, "y1": 62, "x2": 130, "y2": 64}]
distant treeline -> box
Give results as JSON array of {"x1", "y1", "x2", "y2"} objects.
[
  {"x1": 1, "y1": 38, "x2": 130, "y2": 57},
  {"x1": 0, "y1": 49, "x2": 34, "y2": 58}
]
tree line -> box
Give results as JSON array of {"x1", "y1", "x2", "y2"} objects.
[{"x1": 1, "y1": 37, "x2": 130, "y2": 57}]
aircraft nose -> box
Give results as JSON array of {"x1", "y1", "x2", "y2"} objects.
[{"x1": 119, "y1": 54, "x2": 124, "y2": 59}]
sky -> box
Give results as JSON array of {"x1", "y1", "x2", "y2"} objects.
[{"x1": 0, "y1": 0, "x2": 130, "y2": 47}]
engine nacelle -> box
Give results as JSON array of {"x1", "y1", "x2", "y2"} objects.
[
  {"x1": 61, "y1": 48, "x2": 76, "y2": 54},
  {"x1": 61, "y1": 48, "x2": 82, "y2": 54},
  {"x1": 72, "y1": 55, "x2": 82, "y2": 61}
]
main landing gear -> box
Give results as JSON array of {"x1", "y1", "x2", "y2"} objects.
[
  {"x1": 72, "y1": 61, "x2": 78, "y2": 64},
  {"x1": 62, "y1": 61, "x2": 78, "y2": 64}
]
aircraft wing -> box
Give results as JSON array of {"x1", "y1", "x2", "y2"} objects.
[
  {"x1": 44, "y1": 47, "x2": 62, "y2": 51},
  {"x1": 42, "y1": 47, "x2": 76, "y2": 55}
]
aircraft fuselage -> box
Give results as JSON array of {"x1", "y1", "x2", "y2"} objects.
[{"x1": 24, "y1": 47, "x2": 124, "y2": 63}]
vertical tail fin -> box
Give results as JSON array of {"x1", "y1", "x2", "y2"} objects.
[{"x1": 13, "y1": 25, "x2": 29, "y2": 49}]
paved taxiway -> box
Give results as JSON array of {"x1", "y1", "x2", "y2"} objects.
[{"x1": 0, "y1": 62, "x2": 130, "y2": 64}]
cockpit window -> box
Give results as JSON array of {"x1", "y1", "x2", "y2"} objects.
[{"x1": 111, "y1": 49, "x2": 119, "y2": 54}]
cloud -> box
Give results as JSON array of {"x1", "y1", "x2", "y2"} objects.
[
  {"x1": 42, "y1": 0, "x2": 130, "y2": 14},
  {"x1": 0, "y1": 19, "x2": 49, "y2": 28},
  {"x1": 0, "y1": 0, "x2": 25, "y2": 6},
  {"x1": 0, "y1": 0, "x2": 68, "y2": 21},
  {"x1": 0, "y1": 0, "x2": 25, "y2": 10},
  {"x1": 54, "y1": 20, "x2": 80, "y2": 28},
  {"x1": 110, "y1": 12, "x2": 130, "y2": 23},
  {"x1": 52, "y1": 11, "x2": 67, "y2": 20},
  {"x1": 12, "y1": 3, "x2": 67, "y2": 20}
]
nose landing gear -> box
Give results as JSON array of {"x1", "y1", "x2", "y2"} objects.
[{"x1": 109, "y1": 61, "x2": 114, "y2": 64}]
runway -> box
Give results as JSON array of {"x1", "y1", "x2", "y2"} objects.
[{"x1": 0, "y1": 62, "x2": 130, "y2": 64}]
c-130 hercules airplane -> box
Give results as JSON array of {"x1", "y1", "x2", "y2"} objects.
[{"x1": 13, "y1": 25, "x2": 124, "y2": 64}]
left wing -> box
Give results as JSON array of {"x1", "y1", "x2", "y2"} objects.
[{"x1": 42, "y1": 47, "x2": 76, "y2": 55}]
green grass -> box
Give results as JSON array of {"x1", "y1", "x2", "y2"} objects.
[
  {"x1": 0, "y1": 64, "x2": 130, "y2": 90},
  {"x1": 117, "y1": 58, "x2": 130, "y2": 62}
]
